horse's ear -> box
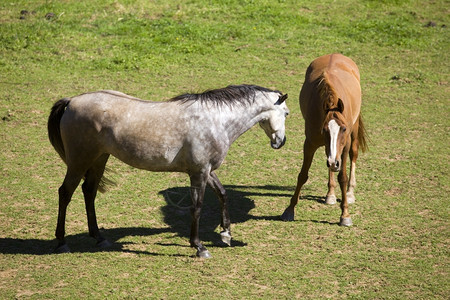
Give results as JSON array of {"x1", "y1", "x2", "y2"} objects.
[
  {"x1": 276, "y1": 94, "x2": 288, "y2": 105},
  {"x1": 337, "y1": 98, "x2": 344, "y2": 113}
]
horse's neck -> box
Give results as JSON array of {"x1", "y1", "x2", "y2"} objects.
[{"x1": 219, "y1": 98, "x2": 268, "y2": 144}]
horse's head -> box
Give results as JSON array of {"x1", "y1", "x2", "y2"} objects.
[
  {"x1": 259, "y1": 93, "x2": 289, "y2": 149},
  {"x1": 322, "y1": 98, "x2": 350, "y2": 172}
]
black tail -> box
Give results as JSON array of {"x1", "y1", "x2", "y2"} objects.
[{"x1": 48, "y1": 98, "x2": 70, "y2": 163}]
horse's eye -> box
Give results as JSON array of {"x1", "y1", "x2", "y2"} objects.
[{"x1": 341, "y1": 127, "x2": 347, "y2": 132}]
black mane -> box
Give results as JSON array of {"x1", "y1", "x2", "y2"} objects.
[{"x1": 169, "y1": 84, "x2": 280, "y2": 107}]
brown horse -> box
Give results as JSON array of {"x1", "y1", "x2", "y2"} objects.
[{"x1": 282, "y1": 53, "x2": 367, "y2": 226}]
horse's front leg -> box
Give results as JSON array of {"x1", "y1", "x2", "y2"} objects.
[
  {"x1": 282, "y1": 139, "x2": 318, "y2": 221},
  {"x1": 189, "y1": 172, "x2": 211, "y2": 258},
  {"x1": 207, "y1": 171, "x2": 231, "y2": 246},
  {"x1": 346, "y1": 136, "x2": 359, "y2": 204},
  {"x1": 338, "y1": 147, "x2": 352, "y2": 226},
  {"x1": 325, "y1": 169, "x2": 337, "y2": 205}
]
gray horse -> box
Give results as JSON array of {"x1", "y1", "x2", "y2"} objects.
[{"x1": 48, "y1": 85, "x2": 289, "y2": 258}]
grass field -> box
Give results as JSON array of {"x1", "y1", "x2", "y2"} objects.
[{"x1": 1, "y1": 0, "x2": 449, "y2": 298}]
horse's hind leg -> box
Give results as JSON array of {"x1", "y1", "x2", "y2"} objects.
[
  {"x1": 54, "y1": 169, "x2": 84, "y2": 253},
  {"x1": 82, "y1": 154, "x2": 111, "y2": 248},
  {"x1": 207, "y1": 171, "x2": 231, "y2": 246}
]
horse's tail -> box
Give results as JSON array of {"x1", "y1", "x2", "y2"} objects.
[
  {"x1": 48, "y1": 98, "x2": 70, "y2": 163},
  {"x1": 357, "y1": 114, "x2": 368, "y2": 152}
]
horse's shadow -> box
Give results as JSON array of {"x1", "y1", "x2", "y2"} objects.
[
  {"x1": 158, "y1": 184, "x2": 296, "y2": 248},
  {"x1": 0, "y1": 227, "x2": 179, "y2": 256},
  {"x1": 0, "y1": 185, "x2": 328, "y2": 255}
]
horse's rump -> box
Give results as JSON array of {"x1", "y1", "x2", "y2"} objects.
[{"x1": 47, "y1": 97, "x2": 115, "y2": 192}]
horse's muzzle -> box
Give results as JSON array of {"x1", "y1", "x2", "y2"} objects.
[
  {"x1": 327, "y1": 159, "x2": 341, "y2": 172},
  {"x1": 271, "y1": 136, "x2": 286, "y2": 149}
]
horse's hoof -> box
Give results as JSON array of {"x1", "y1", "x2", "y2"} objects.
[
  {"x1": 196, "y1": 249, "x2": 212, "y2": 259},
  {"x1": 346, "y1": 193, "x2": 356, "y2": 204},
  {"x1": 325, "y1": 195, "x2": 337, "y2": 205},
  {"x1": 97, "y1": 239, "x2": 112, "y2": 248},
  {"x1": 220, "y1": 230, "x2": 231, "y2": 246},
  {"x1": 339, "y1": 217, "x2": 353, "y2": 227},
  {"x1": 281, "y1": 207, "x2": 295, "y2": 221},
  {"x1": 53, "y1": 243, "x2": 71, "y2": 254}
]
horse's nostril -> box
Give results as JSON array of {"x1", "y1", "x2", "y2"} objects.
[
  {"x1": 326, "y1": 160, "x2": 330, "y2": 168},
  {"x1": 335, "y1": 161, "x2": 339, "y2": 168}
]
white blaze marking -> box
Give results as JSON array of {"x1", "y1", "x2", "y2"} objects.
[{"x1": 328, "y1": 120, "x2": 340, "y2": 162}]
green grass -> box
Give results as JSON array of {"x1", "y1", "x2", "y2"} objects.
[{"x1": 1, "y1": 0, "x2": 449, "y2": 298}]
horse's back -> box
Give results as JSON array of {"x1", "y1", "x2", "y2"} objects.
[
  {"x1": 61, "y1": 91, "x2": 152, "y2": 140},
  {"x1": 66, "y1": 90, "x2": 149, "y2": 113},
  {"x1": 308, "y1": 54, "x2": 359, "y2": 83},
  {"x1": 300, "y1": 54, "x2": 361, "y2": 128},
  {"x1": 59, "y1": 91, "x2": 190, "y2": 171}
]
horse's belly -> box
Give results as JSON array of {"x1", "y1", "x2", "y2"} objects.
[
  {"x1": 109, "y1": 143, "x2": 188, "y2": 172},
  {"x1": 106, "y1": 136, "x2": 185, "y2": 172}
]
